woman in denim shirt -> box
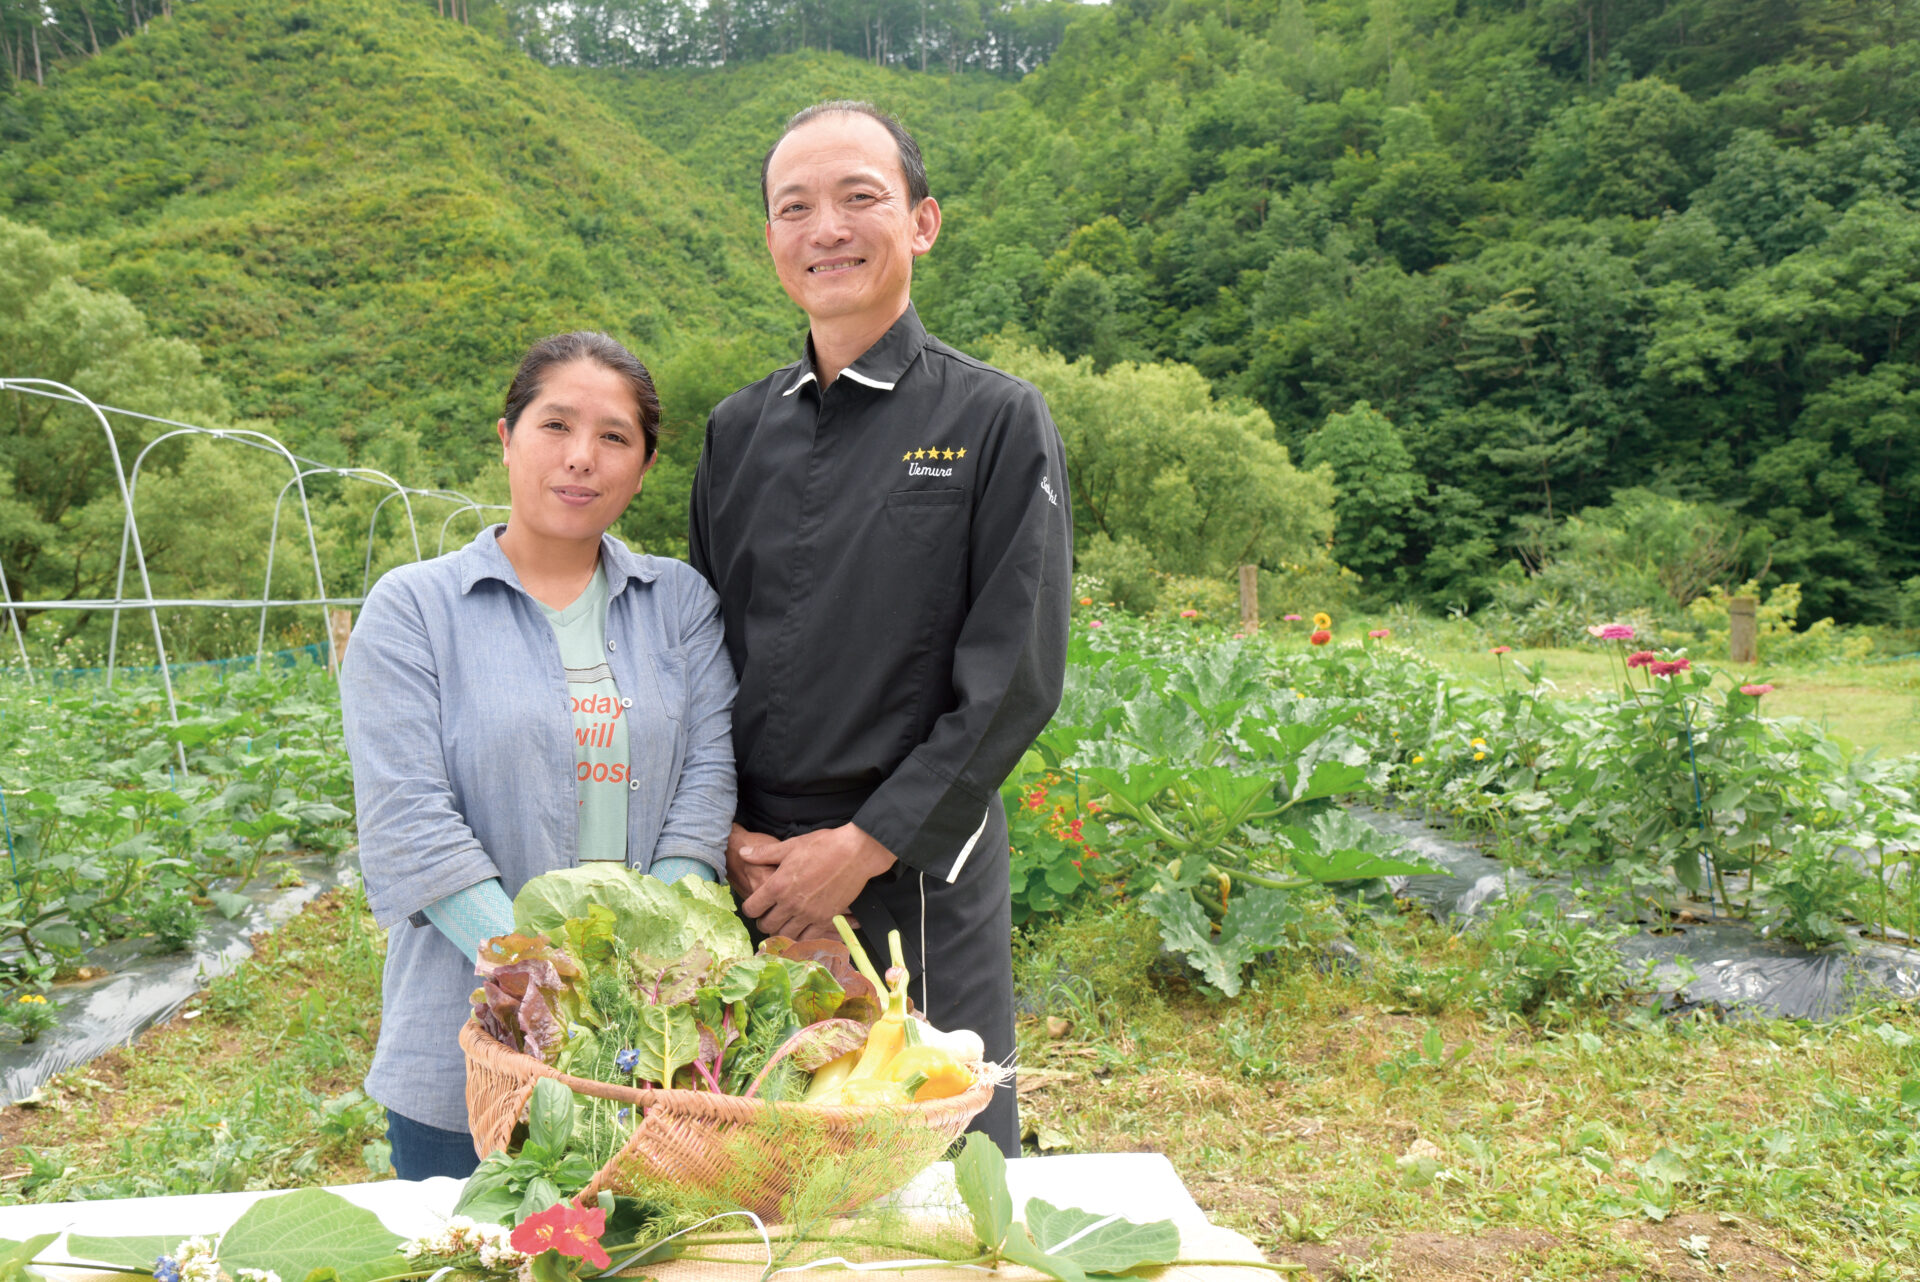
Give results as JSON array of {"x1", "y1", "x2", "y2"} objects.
[{"x1": 340, "y1": 333, "x2": 736, "y2": 1180}]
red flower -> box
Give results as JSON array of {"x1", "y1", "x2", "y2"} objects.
[
  {"x1": 1025, "y1": 787, "x2": 1047, "y2": 811},
  {"x1": 512, "y1": 1204, "x2": 610, "y2": 1270},
  {"x1": 1740, "y1": 683, "x2": 1775, "y2": 696},
  {"x1": 1078, "y1": 597, "x2": 1092, "y2": 606},
  {"x1": 1309, "y1": 630, "x2": 1332, "y2": 646},
  {"x1": 1625, "y1": 650, "x2": 1655, "y2": 669},
  {"x1": 1179, "y1": 608, "x2": 1199, "y2": 619},
  {"x1": 1491, "y1": 645, "x2": 1512, "y2": 655},
  {"x1": 1068, "y1": 818, "x2": 1083, "y2": 841},
  {"x1": 1648, "y1": 657, "x2": 1692, "y2": 678}
]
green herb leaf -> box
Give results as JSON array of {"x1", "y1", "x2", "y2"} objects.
[
  {"x1": 998, "y1": 1226, "x2": 1087, "y2": 1282},
  {"x1": 954, "y1": 1132, "x2": 1013, "y2": 1252},
  {"x1": 527, "y1": 1077, "x2": 575, "y2": 1155},
  {"x1": 518, "y1": 1177, "x2": 563, "y2": 1222},
  {"x1": 64, "y1": 1234, "x2": 186, "y2": 1269},
  {"x1": 216, "y1": 1190, "x2": 405, "y2": 1282},
  {"x1": 0, "y1": 1233, "x2": 59, "y2": 1281},
  {"x1": 1023, "y1": 1200, "x2": 1181, "y2": 1275}
]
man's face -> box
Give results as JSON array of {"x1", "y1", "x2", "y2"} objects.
[{"x1": 764, "y1": 113, "x2": 940, "y2": 330}]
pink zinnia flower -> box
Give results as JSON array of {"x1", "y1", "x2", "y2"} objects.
[
  {"x1": 1625, "y1": 650, "x2": 1656, "y2": 669},
  {"x1": 1587, "y1": 624, "x2": 1636, "y2": 640},
  {"x1": 1283, "y1": 614, "x2": 1303, "y2": 622},
  {"x1": 1491, "y1": 645, "x2": 1512, "y2": 655},
  {"x1": 1368, "y1": 628, "x2": 1390, "y2": 639},
  {"x1": 1088, "y1": 620, "x2": 1103, "y2": 628},
  {"x1": 1648, "y1": 658, "x2": 1692, "y2": 678},
  {"x1": 1179, "y1": 609, "x2": 1199, "y2": 619},
  {"x1": 1740, "y1": 683, "x2": 1775, "y2": 697}
]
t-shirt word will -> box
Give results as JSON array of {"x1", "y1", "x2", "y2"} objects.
[{"x1": 537, "y1": 564, "x2": 630, "y2": 862}]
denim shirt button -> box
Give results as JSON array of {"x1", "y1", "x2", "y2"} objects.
[
  {"x1": 628, "y1": 779, "x2": 640, "y2": 791},
  {"x1": 621, "y1": 696, "x2": 632, "y2": 708},
  {"x1": 607, "y1": 639, "x2": 617, "y2": 652}
]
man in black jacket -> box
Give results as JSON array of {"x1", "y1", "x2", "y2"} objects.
[{"x1": 688, "y1": 101, "x2": 1072, "y2": 1153}]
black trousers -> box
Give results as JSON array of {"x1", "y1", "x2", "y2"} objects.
[{"x1": 741, "y1": 790, "x2": 1019, "y2": 1156}]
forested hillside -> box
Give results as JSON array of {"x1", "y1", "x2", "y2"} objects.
[
  {"x1": 0, "y1": 0, "x2": 790, "y2": 480},
  {"x1": 5, "y1": 0, "x2": 1920, "y2": 635},
  {"x1": 579, "y1": 1, "x2": 1920, "y2": 623}
]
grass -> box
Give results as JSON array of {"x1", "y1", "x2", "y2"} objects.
[
  {"x1": 1013, "y1": 904, "x2": 1920, "y2": 1281},
  {"x1": 0, "y1": 888, "x2": 389, "y2": 1202},
  {"x1": 1404, "y1": 630, "x2": 1920, "y2": 758},
  {"x1": 4, "y1": 884, "x2": 1914, "y2": 1281}
]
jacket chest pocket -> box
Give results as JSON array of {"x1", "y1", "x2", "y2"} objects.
[
  {"x1": 875, "y1": 488, "x2": 970, "y2": 650},
  {"x1": 884, "y1": 487, "x2": 970, "y2": 556}
]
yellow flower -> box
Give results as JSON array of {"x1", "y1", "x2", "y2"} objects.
[
  {"x1": 1312, "y1": 612, "x2": 1333, "y2": 629},
  {"x1": 18, "y1": 994, "x2": 46, "y2": 1005},
  {"x1": 1471, "y1": 737, "x2": 1487, "y2": 748},
  {"x1": 1411, "y1": 754, "x2": 1425, "y2": 764},
  {"x1": 1473, "y1": 751, "x2": 1487, "y2": 761}
]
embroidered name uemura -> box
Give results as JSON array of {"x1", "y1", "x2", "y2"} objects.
[{"x1": 909, "y1": 463, "x2": 955, "y2": 477}]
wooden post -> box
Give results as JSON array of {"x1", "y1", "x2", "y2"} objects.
[
  {"x1": 1728, "y1": 596, "x2": 1758, "y2": 664},
  {"x1": 1238, "y1": 565, "x2": 1259, "y2": 632},
  {"x1": 327, "y1": 609, "x2": 353, "y2": 676}
]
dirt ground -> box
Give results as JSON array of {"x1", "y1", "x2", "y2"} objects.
[{"x1": 1257, "y1": 1213, "x2": 1804, "y2": 1281}]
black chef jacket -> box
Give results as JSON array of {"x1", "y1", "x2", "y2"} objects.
[{"x1": 687, "y1": 304, "x2": 1073, "y2": 883}]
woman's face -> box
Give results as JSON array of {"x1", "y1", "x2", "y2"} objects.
[{"x1": 496, "y1": 358, "x2": 654, "y2": 546}]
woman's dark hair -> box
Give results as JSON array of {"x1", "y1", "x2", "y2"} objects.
[{"x1": 501, "y1": 331, "x2": 661, "y2": 457}]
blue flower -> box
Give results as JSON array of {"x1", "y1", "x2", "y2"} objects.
[
  {"x1": 154, "y1": 1257, "x2": 182, "y2": 1282},
  {"x1": 615, "y1": 1048, "x2": 640, "y2": 1075},
  {"x1": 616, "y1": 1107, "x2": 631, "y2": 1123}
]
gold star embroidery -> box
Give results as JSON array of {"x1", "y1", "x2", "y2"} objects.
[
  {"x1": 956, "y1": 448, "x2": 967, "y2": 458},
  {"x1": 914, "y1": 448, "x2": 927, "y2": 460},
  {"x1": 902, "y1": 452, "x2": 913, "y2": 462},
  {"x1": 943, "y1": 448, "x2": 956, "y2": 460}
]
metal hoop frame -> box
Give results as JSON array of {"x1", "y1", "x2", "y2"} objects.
[{"x1": 0, "y1": 378, "x2": 500, "y2": 720}]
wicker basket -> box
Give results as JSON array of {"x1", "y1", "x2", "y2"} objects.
[{"x1": 461, "y1": 1020, "x2": 995, "y2": 1219}]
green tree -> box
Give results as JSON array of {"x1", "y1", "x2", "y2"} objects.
[
  {"x1": 1302, "y1": 400, "x2": 1424, "y2": 588},
  {"x1": 988, "y1": 342, "x2": 1335, "y2": 579}
]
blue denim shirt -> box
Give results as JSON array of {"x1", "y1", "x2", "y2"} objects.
[{"x1": 340, "y1": 526, "x2": 736, "y2": 1131}]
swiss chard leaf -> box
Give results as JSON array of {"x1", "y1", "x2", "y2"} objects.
[{"x1": 631, "y1": 1004, "x2": 701, "y2": 1086}]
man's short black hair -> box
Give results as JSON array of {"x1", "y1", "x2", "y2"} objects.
[{"x1": 760, "y1": 101, "x2": 930, "y2": 216}]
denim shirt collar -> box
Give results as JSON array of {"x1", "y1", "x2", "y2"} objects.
[{"x1": 455, "y1": 524, "x2": 664, "y2": 598}]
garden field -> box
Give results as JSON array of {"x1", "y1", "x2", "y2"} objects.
[{"x1": 1, "y1": 618, "x2": 1917, "y2": 1279}]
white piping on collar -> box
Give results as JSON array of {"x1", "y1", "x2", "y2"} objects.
[
  {"x1": 782, "y1": 370, "x2": 818, "y2": 396},
  {"x1": 838, "y1": 366, "x2": 897, "y2": 391}
]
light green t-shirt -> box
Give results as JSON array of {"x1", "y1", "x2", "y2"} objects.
[{"x1": 537, "y1": 564, "x2": 629, "y2": 863}]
